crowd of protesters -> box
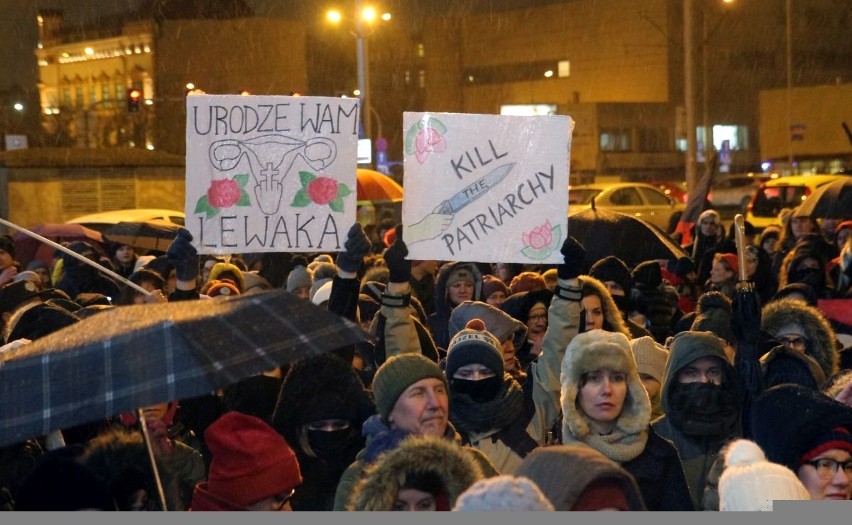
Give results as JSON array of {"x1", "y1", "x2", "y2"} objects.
[{"x1": 0, "y1": 206, "x2": 851, "y2": 512}]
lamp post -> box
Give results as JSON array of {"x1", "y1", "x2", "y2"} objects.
[
  {"x1": 327, "y1": 3, "x2": 390, "y2": 142},
  {"x1": 684, "y1": 0, "x2": 697, "y2": 193}
]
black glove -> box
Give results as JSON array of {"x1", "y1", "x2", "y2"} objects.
[
  {"x1": 166, "y1": 228, "x2": 199, "y2": 282},
  {"x1": 383, "y1": 225, "x2": 411, "y2": 283},
  {"x1": 557, "y1": 236, "x2": 586, "y2": 280},
  {"x1": 336, "y1": 223, "x2": 371, "y2": 273},
  {"x1": 732, "y1": 284, "x2": 762, "y2": 348}
]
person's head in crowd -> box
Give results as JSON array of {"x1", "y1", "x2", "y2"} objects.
[
  {"x1": 453, "y1": 475, "x2": 554, "y2": 511},
  {"x1": 698, "y1": 209, "x2": 723, "y2": 240},
  {"x1": 751, "y1": 384, "x2": 852, "y2": 501},
  {"x1": 0, "y1": 234, "x2": 17, "y2": 270},
  {"x1": 759, "y1": 225, "x2": 782, "y2": 257},
  {"x1": 781, "y1": 213, "x2": 819, "y2": 248},
  {"x1": 207, "y1": 261, "x2": 245, "y2": 293},
  {"x1": 120, "y1": 269, "x2": 166, "y2": 305},
  {"x1": 516, "y1": 444, "x2": 646, "y2": 511},
  {"x1": 709, "y1": 253, "x2": 738, "y2": 287},
  {"x1": 493, "y1": 263, "x2": 522, "y2": 285},
  {"x1": 25, "y1": 260, "x2": 52, "y2": 289},
  {"x1": 771, "y1": 283, "x2": 819, "y2": 307},
  {"x1": 449, "y1": 303, "x2": 527, "y2": 374},
  {"x1": 718, "y1": 439, "x2": 810, "y2": 511},
  {"x1": 445, "y1": 264, "x2": 477, "y2": 307},
  {"x1": 589, "y1": 256, "x2": 632, "y2": 314},
  {"x1": 372, "y1": 353, "x2": 449, "y2": 437},
  {"x1": 577, "y1": 276, "x2": 630, "y2": 336},
  {"x1": 481, "y1": 274, "x2": 510, "y2": 307},
  {"x1": 541, "y1": 268, "x2": 558, "y2": 292},
  {"x1": 110, "y1": 243, "x2": 136, "y2": 267},
  {"x1": 286, "y1": 262, "x2": 313, "y2": 301},
  {"x1": 509, "y1": 271, "x2": 546, "y2": 295},
  {"x1": 191, "y1": 411, "x2": 302, "y2": 511},
  {"x1": 761, "y1": 297, "x2": 839, "y2": 381},
  {"x1": 143, "y1": 256, "x2": 177, "y2": 295},
  {"x1": 629, "y1": 336, "x2": 669, "y2": 419},
  {"x1": 690, "y1": 291, "x2": 736, "y2": 361}
]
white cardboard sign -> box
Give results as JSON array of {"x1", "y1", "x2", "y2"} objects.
[
  {"x1": 401, "y1": 112, "x2": 572, "y2": 263},
  {"x1": 185, "y1": 94, "x2": 358, "y2": 254}
]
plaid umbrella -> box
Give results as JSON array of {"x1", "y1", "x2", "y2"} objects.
[
  {"x1": 568, "y1": 207, "x2": 688, "y2": 268},
  {"x1": 103, "y1": 220, "x2": 182, "y2": 252},
  {"x1": 0, "y1": 288, "x2": 367, "y2": 448}
]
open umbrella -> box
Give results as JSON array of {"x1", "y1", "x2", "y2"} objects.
[
  {"x1": 12, "y1": 223, "x2": 104, "y2": 267},
  {"x1": 793, "y1": 177, "x2": 852, "y2": 219},
  {"x1": 357, "y1": 168, "x2": 404, "y2": 205},
  {"x1": 103, "y1": 220, "x2": 182, "y2": 252},
  {"x1": 0, "y1": 288, "x2": 367, "y2": 448},
  {"x1": 568, "y1": 207, "x2": 688, "y2": 268}
]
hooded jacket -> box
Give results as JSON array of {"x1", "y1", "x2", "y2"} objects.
[
  {"x1": 516, "y1": 443, "x2": 647, "y2": 511},
  {"x1": 761, "y1": 298, "x2": 839, "y2": 381},
  {"x1": 347, "y1": 436, "x2": 483, "y2": 511},
  {"x1": 427, "y1": 262, "x2": 483, "y2": 349},
  {"x1": 560, "y1": 330, "x2": 693, "y2": 510},
  {"x1": 652, "y1": 331, "x2": 741, "y2": 509}
]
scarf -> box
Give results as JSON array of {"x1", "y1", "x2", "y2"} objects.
[
  {"x1": 666, "y1": 381, "x2": 740, "y2": 439},
  {"x1": 563, "y1": 423, "x2": 648, "y2": 463},
  {"x1": 450, "y1": 373, "x2": 524, "y2": 435}
]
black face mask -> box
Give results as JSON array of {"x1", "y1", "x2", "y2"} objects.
[
  {"x1": 667, "y1": 381, "x2": 740, "y2": 438},
  {"x1": 307, "y1": 427, "x2": 360, "y2": 460},
  {"x1": 451, "y1": 376, "x2": 503, "y2": 403}
]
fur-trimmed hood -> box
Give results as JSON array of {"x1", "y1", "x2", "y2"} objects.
[
  {"x1": 348, "y1": 436, "x2": 483, "y2": 511},
  {"x1": 578, "y1": 275, "x2": 631, "y2": 337},
  {"x1": 516, "y1": 443, "x2": 646, "y2": 511},
  {"x1": 761, "y1": 298, "x2": 839, "y2": 380},
  {"x1": 560, "y1": 330, "x2": 651, "y2": 441}
]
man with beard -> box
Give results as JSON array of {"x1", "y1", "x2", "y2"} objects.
[{"x1": 651, "y1": 331, "x2": 742, "y2": 509}]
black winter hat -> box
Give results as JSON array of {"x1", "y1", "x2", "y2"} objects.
[
  {"x1": 445, "y1": 319, "x2": 504, "y2": 378},
  {"x1": 632, "y1": 261, "x2": 662, "y2": 289},
  {"x1": 0, "y1": 234, "x2": 14, "y2": 258},
  {"x1": 751, "y1": 384, "x2": 852, "y2": 470},
  {"x1": 690, "y1": 292, "x2": 735, "y2": 344},
  {"x1": 0, "y1": 279, "x2": 40, "y2": 314},
  {"x1": 589, "y1": 256, "x2": 633, "y2": 295},
  {"x1": 666, "y1": 257, "x2": 695, "y2": 279},
  {"x1": 761, "y1": 346, "x2": 827, "y2": 391},
  {"x1": 5, "y1": 302, "x2": 80, "y2": 343}
]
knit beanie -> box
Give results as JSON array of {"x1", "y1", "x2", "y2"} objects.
[
  {"x1": 719, "y1": 439, "x2": 810, "y2": 511},
  {"x1": 799, "y1": 426, "x2": 852, "y2": 466},
  {"x1": 206, "y1": 279, "x2": 241, "y2": 298},
  {"x1": 446, "y1": 266, "x2": 475, "y2": 288},
  {"x1": 571, "y1": 478, "x2": 632, "y2": 511},
  {"x1": 482, "y1": 274, "x2": 509, "y2": 301},
  {"x1": 453, "y1": 475, "x2": 554, "y2": 512},
  {"x1": 691, "y1": 292, "x2": 735, "y2": 344},
  {"x1": 286, "y1": 265, "x2": 313, "y2": 293},
  {"x1": 372, "y1": 353, "x2": 447, "y2": 421},
  {"x1": 0, "y1": 234, "x2": 14, "y2": 258},
  {"x1": 666, "y1": 256, "x2": 695, "y2": 279},
  {"x1": 448, "y1": 300, "x2": 527, "y2": 347},
  {"x1": 717, "y1": 253, "x2": 739, "y2": 275},
  {"x1": 204, "y1": 411, "x2": 302, "y2": 508},
  {"x1": 632, "y1": 260, "x2": 662, "y2": 289},
  {"x1": 509, "y1": 272, "x2": 546, "y2": 294},
  {"x1": 589, "y1": 256, "x2": 633, "y2": 295},
  {"x1": 629, "y1": 336, "x2": 668, "y2": 384},
  {"x1": 445, "y1": 319, "x2": 505, "y2": 378}
]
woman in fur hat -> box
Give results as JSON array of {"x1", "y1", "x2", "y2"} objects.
[
  {"x1": 560, "y1": 329, "x2": 693, "y2": 510},
  {"x1": 761, "y1": 297, "x2": 840, "y2": 381},
  {"x1": 348, "y1": 436, "x2": 483, "y2": 511}
]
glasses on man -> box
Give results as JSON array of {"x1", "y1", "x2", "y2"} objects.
[
  {"x1": 803, "y1": 458, "x2": 852, "y2": 480},
  {"x1": 778, "y1": 335, "x2": 809, "y2": 351},
  {"x1": 273, "y1": 488, "x2": 296, "y2": 511}
]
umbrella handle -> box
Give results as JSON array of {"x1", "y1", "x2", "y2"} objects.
[
  {"x1": 138, "y1": 409, "x2": 169, "y2": 511},
  {"x1": 0, "y1": 217, "x2": 151, "y2": 296},
  {"x1": 734, "y1": 214, "x2": 748, "y2": 282}
]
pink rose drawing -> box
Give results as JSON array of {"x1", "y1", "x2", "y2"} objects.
[
  {"x1": 520, "y1": 220, "x2": 563, "y2": 261},
  {"x1": 292, "y1": 171, "x2": 352, "y2": 213},
  {"x1": 195, "y1": 174, "x2": 252, "y2": 219},
  {"x1": 414, "y1": 127, "x2": 447, "y2": 164}
]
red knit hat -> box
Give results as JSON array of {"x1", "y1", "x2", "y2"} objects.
[
  {"x1": 204, "y1": 411, "x2": 302, "y2": 507},
  {"x1": 571, "y1": 478, "x2": 631, "y2": 511},
  {"x1": 799, "y1": 426, "x2": 852, "y2": 466},
  {"x1": 717, "y1": 253, "x2": 739, "y2": 275}
]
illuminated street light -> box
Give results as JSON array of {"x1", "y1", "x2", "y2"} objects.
[
  {"x1": 543, "y1": 70, "x2": 554, "y2": 78},
  {"x1": 361, "y1": 6, "x2": 376, "y2": 23},
  {"x1": 13, "y1": 103, "x2": 24, "y2": 112},
  {"x1": 381, "y1": 12, "x2": 391, "y2": 21},
  {"x1": 327, "y1": 10, "x2": 342, "y2": 24},
  {"x1": 185, "y1": 82, "x2": 195, "y2": 90}
]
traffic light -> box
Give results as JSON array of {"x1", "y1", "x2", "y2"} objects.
[{"x1": 127, "y1": 88, "x2": 142, "y2": 113}]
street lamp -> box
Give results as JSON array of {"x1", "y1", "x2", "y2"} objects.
[{"x1": 326, "y1": 2, "x2": 391, "y2": 142}]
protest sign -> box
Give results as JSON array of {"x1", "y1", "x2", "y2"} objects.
[
  {"x1": 401, "y1": 112, "x2": 572, "y2": 263},
  {"x1": 185, "y1": 94, "x2": 358, "y2": 254}
]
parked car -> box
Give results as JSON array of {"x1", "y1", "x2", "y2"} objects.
[
  {"x1": 745, "y1": 174, "x2": 846, "y2": 229},
  {"x1": 568, "y1": 182, "x2": 685, "y2": 232},
  {"x1": 650, "y1": 180, "x2": 689, "y2": 204},
  {"x1": 66, "y1": 208, "x2": 186, "y2": 233},
  {"x1": 708, "y1": 172, "x2": 772, "y2": 211}
]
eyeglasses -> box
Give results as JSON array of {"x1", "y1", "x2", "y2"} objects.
[
  {"x1": 803, "y1": 458, "x2": 852, "y2": 480},
  {"x1": 273, "y1": 488, "x2": 296, "y2": 511},
  {"x1": 778, "y1": 335, "x2": 809, "y2": 351}
]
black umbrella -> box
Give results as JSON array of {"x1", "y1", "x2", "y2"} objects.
[
  {"x1": 0, "y1": 288, "x2": 367, "y2": 448},
  {"x1": 568, "y1": 207, "x2": 688, "y2": 268},
  {"x1": 103, "y1": 220, "x2": 182, "y2": 252},
  {"x1": 793, "y1": 177, "x2": 852, "y2": 220}
]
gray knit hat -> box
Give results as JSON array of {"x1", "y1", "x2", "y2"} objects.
[
  {"x1": 372, "y1": 353, "x2": 446, "y2": 421},
  {"x1": 286, "y1": 265, "x2": 313, "y2": 293},
  {"x1": 453, "y1": 475, "x2": 554, "y2": 512},
  {"x1": 449, "y1": 300, "x2": 527, "y2": 347},
  {"x1": 445, "y1": 319, "x2": 504, "y2": 378}
]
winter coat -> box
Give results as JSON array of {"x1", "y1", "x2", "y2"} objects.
[
  {"x1": 427, "y1": 262, "x2": 483, "y2": 349},
  {"x1": 332, "y1": 416, "x2": 497, "y2": 510},
  {"x1": 761, "y1": 297, "x2": 839, "y2": 381},
  {"x1": 560, "y1": 329, "x2": 692, "y2": 510},
  {"x1": 651, "y1": 332, "x2": 741, "y2": 509},
  {"x1": 347, "y1": 436, "x2": 483, "y2": 511},
  {"x1": 516, "y1": 443, "x2": 647, "y2": 511}
]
